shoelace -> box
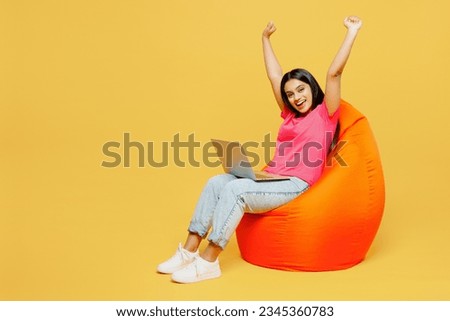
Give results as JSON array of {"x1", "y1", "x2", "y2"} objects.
[
  {"x1": 177, "y1": 244, "x2": 189, "y2": 261},
  {"x1": 182, "y1": 257, "x2": 201, "y2": 277}
]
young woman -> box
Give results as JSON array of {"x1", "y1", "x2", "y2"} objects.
[{"x1": 157, "y1": 16, "x2": 363, "y2": 283}]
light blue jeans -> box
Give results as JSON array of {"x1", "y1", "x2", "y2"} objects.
[{"x1": 188, "y1": 174, "x2": 309, "y2": 249}]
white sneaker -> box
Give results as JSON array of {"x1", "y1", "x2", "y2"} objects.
[
  {"x1": 157, "y1": 243, "x2": 199, "y2": 274},
  {"x1": 171, "y1": 256, "x2": 221, "y2": 283}
]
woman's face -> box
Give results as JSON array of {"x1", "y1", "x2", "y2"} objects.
[{"x1": 284, "y1": 79, "x2": 313, "y2": 115}]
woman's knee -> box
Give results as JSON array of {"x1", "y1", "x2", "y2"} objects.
[{"x1": 221, "y1": 178, "x2": 253, "y2": 197}]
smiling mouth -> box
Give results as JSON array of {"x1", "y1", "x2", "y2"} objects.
[{"x1": 295, "y1": 99, "x2": 306, "y2": 107}]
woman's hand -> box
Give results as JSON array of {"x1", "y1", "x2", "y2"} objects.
[
  {"x1": 262, "y1": 21, "x2": 277, "y2": 39},
  {"x1": 343, "y1": 16, "x2": 362, "y2": 32}
]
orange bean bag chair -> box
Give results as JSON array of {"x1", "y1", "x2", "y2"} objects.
[{"x1": 236, "y1": 100, "x2": 385, "y2": 271}]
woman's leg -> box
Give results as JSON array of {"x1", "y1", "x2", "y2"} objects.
[
  {"x1": 182, "y1": 233, "x2": 202, "y2": 252},
  {"x1": 171, "y1": 177, "x2": 308, "y2": 283},
  {"x1": 157, "y1": 174, "x2": 236, "y2": 274}
]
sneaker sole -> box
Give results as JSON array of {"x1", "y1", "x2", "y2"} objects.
[
  {"x1": 157, "y1": 262, "x2": 192, "y2": 274},
  {"x1": 171, "y1": 270, "x2": 221, "y2": 284}
]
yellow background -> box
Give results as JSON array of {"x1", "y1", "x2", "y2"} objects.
[{"x1": 1, "y1": 0, "x2": 449, "y2": 300}]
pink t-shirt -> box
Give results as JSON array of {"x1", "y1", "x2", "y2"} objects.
[{"x1": 264, "y1": 101, "x2": 340, "y2": 185}]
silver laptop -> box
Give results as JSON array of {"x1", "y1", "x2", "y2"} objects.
[{"x1": 211, "y1": 139, "x2": 290, "y2": 181}]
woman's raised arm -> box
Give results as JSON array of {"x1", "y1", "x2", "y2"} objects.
[
  {"x1": 262, "y1": 21, "x2": 285, "y2": 111},
  {"x1": 325, "y1": 16, "x2": 362, "y2": 116}
]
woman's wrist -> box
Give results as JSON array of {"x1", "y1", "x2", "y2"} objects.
[{"x1": 345, "y1": 28, "x2": 359, "y2": 41}]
